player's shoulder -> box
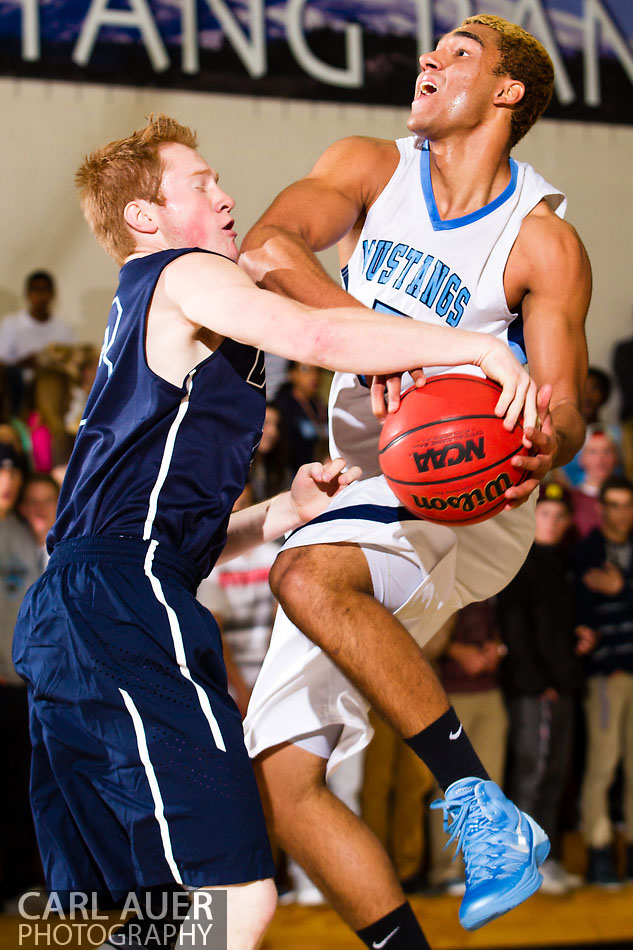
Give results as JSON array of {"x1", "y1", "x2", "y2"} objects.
[
  {"x1": 164, "y1": 248, "x2": 237, "y2": 268},
  {"x1": 161, "y1": 248, "x2": 239, "y2": 286},
  {"x1": 310, "y1": 136, "x2": 401, "y2": 207},
  {"x1": 321, "y1": 134, "x2": 398, "y2": 159},
  {"x1": 155, "y1": 250, "x2": 248, "y2": 319},
  {"x1": 312, "y1": 135, "x2": 399, "y2": 179},
  {"x1": 506, "y1": 195, "x2": 591, "y2": 310},
  {"x1": 518, "y1": 201, "x2": 589, "y2": 272}
]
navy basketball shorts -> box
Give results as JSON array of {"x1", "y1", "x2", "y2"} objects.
[{"x1": 13, "y1": 536, "x2": 274, "y2": 901}]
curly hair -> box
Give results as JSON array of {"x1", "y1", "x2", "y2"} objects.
[
  {"x1": 75, "y1": 114, "x2": 198, "y2": 265},
  {"x1": 462, "y1": 14, "x2": 554, "y2": 148}
]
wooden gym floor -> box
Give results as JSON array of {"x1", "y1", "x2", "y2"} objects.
[
  {"x1": 262, "y1": 884, "x2": 633, "y2": 949},
  {"x1": 1, "y1": 885, "x2": 632, "y2": 949},
  {"x1": 2, "y1": 835, "x2": 631, "y2": 949}
]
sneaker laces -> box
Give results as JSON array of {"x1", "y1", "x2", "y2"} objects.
[{"x1": 431, "y1": 792, "x2": 528, "y2": 886}]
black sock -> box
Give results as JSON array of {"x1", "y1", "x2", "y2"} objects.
[
  {"x1": 356, "y1": 901, "x2": 430, "y2": 949},
  {"x1": 404, "y1": 706, "x2": 489, "y2": 792}
]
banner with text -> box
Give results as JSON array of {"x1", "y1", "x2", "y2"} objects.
[{"x1": 1, "y1": 0, "x2": 632, "y2": 123}]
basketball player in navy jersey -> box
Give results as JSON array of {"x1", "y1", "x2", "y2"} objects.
[
  {"x1": 239, "y1": 15, "x2": 591, "y2": 949},
  {"x1": 12, "y1": 115, "x2": 537, "y2": 950}
]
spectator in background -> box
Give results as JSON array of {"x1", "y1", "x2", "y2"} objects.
[
  {"x1": 612, "y1": 323, "x2": 633, "y2": 480},
  {"x1": 19, "y1": 474, "x2": 60, "y2": 569},
  {"x1": 263, "y1": 354, "x2": 290, "y2": 402},
  {"x1": 362, "y1": 715, "x2": 434, "y2": 896},
  {"x1": 570, "y1": 425, "x2": 620, "y2": 539},
  {"x1": 197, "y1": 481, "x2": 281, "y2": 718},
  {"x1": 30, "y1": 343, "x2": 99, "y2": 471},
  {"x1": 0, "y1": 442, "x2": 43, "y2": 909},
  {"x1": 497, "y1": 482, "x2": 588, "y2": 894},
  {"x1": 249, "y1": 403, "x2": 292, "y2": 503},
  {"x1": 5, "y1": 343, "x2": 100, "y2": 475},
  {"x1": 0, "y1": 424, "x2": 23, "y2": 455},
  {"x1": 30, "y1": 359, "x2": 73, "y2": 472},
  {"x1": 63, "y1": 344, "x2": 100, "y2": 438},
  {"x1": 574, "y1": 475, "x2": 633, "y2": 887},
  {"x1": 581, "y1": 367, "x2": 613, "y2": 425},
  {"x1": 427, "y1": 601, "x2": 509, "y2": 895},
  {"x1": 275, "y1": 362, "x2": 328, "y2": 473},
  {"x1": 560, "y1": 367, "x2": 614, "y2": 488},
  {"x1": 0, "y1": 272, "x2": 75, "y2": 417}
]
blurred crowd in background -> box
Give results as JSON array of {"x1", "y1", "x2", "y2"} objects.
[{"x1": 0, "y1": 269, "x2": 632, "y2": 912}]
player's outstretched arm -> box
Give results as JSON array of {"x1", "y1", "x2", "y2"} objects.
[
  {"x1": 162, "y1": 249, "x2": 535, "y2": 427},
  {"x1": 504, "y1": 212, "x2": 591, "y2": 507},
  {"x1": 239, "y1": 136, "x2": 395, "y2": 307},
  {"x1": 218, "y1": 458, "x2": 362, "y2": 564}
]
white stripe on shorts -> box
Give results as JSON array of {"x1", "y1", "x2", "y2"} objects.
[
  {"x1": 118, "y1": 687, "x2": 184, "y2": 886},
  {"x1": 144, "y1": 539, "x2": 226, "y2": 752}
]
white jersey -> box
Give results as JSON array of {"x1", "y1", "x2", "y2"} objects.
[
  {"x1": 0, "y1": 310, "x2": 75, "y2": 365},
  {"x1": 329, "y1": 136, "x2": 566, "y2": 477}
]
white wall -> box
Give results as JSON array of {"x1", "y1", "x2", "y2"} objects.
[{"x1": 1, "y1": 76, "x2": 631, "y2": 381}]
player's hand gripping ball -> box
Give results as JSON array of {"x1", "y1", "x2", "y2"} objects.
[{"x1": 378, "y1": 374, "x2": 531, "y2": 525}]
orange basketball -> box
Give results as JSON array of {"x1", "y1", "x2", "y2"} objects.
[{"x1": 378, "y1": 374, "x2": 531, "y2": 525}]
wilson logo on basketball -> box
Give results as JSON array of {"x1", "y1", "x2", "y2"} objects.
[
  {"x1": 378, "y1": 376, "x2": 531, "y2": 525},
  {"x1": 411, "y1": 472, "x2": 513, "y2": 514},
  {"x1": 413, "y1": 437, "x2": 485, "y2": 473}
]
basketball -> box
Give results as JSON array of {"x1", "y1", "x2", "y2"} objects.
[{"x1": 378, "y1": 374, "x2": 531, "y2": 525}]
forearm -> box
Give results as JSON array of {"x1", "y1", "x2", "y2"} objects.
[
  {"x1": 218, "y1": 492, "x2": 299, "y2": 564},
  {"x1": 279, "y1": 306, "x2": 504, "y2": 376},
  {"x1": 550, "y1": 400, "x2": 586, "y2": 468},
  {"x1": 240, "y1": 227, "x2": 355, "y2": 309}
]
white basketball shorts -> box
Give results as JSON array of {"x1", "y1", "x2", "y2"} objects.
[{"x1": 243, "y1": 474, "x2": 535, "y2": 775}]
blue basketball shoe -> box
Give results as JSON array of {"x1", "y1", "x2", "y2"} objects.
[{"x1": 431, "y1": 777, "x2": 550, "y2": 931}]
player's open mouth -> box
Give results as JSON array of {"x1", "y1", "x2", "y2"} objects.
[{"x1": 417, "y1": 79, "x2": 438, "y2": 97}]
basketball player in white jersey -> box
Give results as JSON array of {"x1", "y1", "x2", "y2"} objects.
[{"x1": 239, "y1": 14, "x2": 591, "y2": 947}]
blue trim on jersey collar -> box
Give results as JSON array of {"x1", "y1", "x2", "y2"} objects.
[{"x1": 419, "y1": 145, "x2": 518, "y2": 231}]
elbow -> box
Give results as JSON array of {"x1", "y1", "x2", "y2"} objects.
[
  {"x1": 240, "y1": 222, "x2": 271, "y2": 256},
  {"x1": 570, "y1": 419, "x2": 587, "y2": 459},
  {"x1": 239, "y1": 228, "x2": 298, "y2": 289},
  {"x1": 238, "y1": 248, "x2": 263, "y2": 284},
  {"x1": 558, "y1": 418, "x2": 587, "y2": 468}
]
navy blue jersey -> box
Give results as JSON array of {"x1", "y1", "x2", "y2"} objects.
[{"x1": 50, "y1": 248, "x2": 266, "y2": 577}]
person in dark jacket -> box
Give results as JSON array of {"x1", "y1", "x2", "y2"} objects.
[
  {"x1": 612, "y1": 326, "x2": 633, "y2": 479},
  {"x1": 573, "y1": 475, "x2": 633, "y2": 886},
  {"x1": 275, "y1": 362, "x2": 329, "y2": 473},
  {"x1": 498, "y1": 481, "x2": 590, "y2": 893}
]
